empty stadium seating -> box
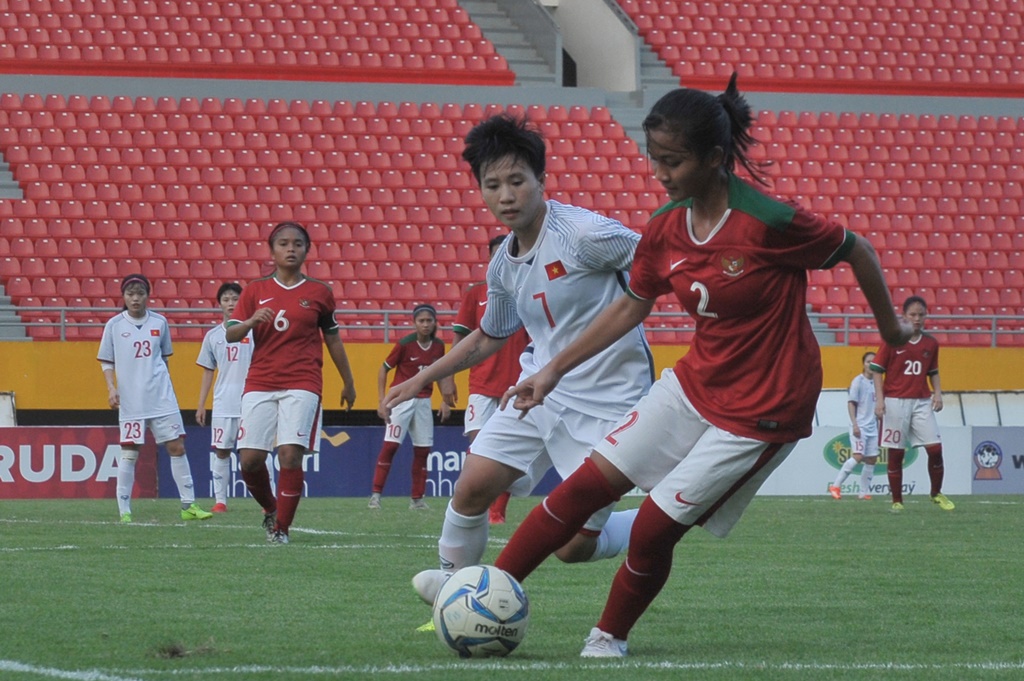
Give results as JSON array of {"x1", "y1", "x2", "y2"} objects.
[
  {"x1": 616, "y1": 0, "x2": 1024, "y2": 96},
  {"x1": 0, "y1": 0, "x2": 512, "y2": 85}
]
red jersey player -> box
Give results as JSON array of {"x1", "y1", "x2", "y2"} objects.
[
  {"x1": 496, "y1": 75, "x2": 912, "y2": 657},
  {"x1": 453, "y1": 235, "x2": 531, "y2": 523},
  {"x1": 870, "y1": 295, "x2": 951, "y2": 512},
  {"x1": 369, "y1": 304, "x2": 453, "y2": 510},
  {"x1": 227, "y1": 222, "x2": 356, "y2": 543}
]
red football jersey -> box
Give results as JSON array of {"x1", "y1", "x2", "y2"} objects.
[
  {"x1": 230, "y1": 275, "x2": 339, "y2": 395},
  {"x1": 629, "y1": 176, "x2": 854, "y2": 442},
  {"x1": 385, "y1": 333, "x2": 446, "y2": 398},
  {"x1": 453, "y1": 282, "x2": 530, "y2": 398},
  {"x1": 871, "y1": 334, "x2": 939, "y2": 399}
]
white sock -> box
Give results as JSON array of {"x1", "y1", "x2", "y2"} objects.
[
  {"x1": 589, "y1": 508, "x2": 639, "y2": 562},
  {"x1": 437, "y1": 500, "x2": 489, "y2": 571},
  {"x1": 834, "y1": 457, "x2": 857, "y2": 487},
  {"x1": 860, "y1": 463, "x2": 875, "y2": 495},
  {"x1": 212, "y1": 455, "x2": 231, "y2": 504},
  {"x1": 116, "y1": 451, "x2": 137, "y2": 515},
  {"x1": 169, "y1": 454, "x2": 196, "y2": 507}
]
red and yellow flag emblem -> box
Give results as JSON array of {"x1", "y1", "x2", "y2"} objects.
[
  {"x1": 150, "y1": 329, "x2": 160, "y2": 336},
  {"x1": 545, "y1": 260, "x2": 567, "y2": 280}
]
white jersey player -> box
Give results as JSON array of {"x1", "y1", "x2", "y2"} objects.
[
  {"x1": 98, "y1": 273, "x2": 213, "y2": 523},
  {"x1": 381, "y1": 115, "x2": 653, "y2": 619},
  {"x1": 830, "y1": 352, "x2": 879, "y2": 500},
  {"x1": 196, "y1": 282, "x2": 254, "y2": 513}
]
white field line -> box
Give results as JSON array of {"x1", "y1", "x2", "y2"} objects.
[
  {"x1": 7, "y1": 659, "x2": 1024, "y2": 679},
  {"x1": 0, "y1": 659, "x2": 143, "y2": 681}
]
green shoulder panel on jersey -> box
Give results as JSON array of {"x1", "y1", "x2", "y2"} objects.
[
  {"x1": 397, "y1": 332, "x2": 421, "y2": 345},
  {"x1": 649, "y1": 199, "x2": 687, "y2": 220},
  {"x1": 869, "y1": 361, "x2": 885, "y2": 374},
  {"x1": 728, "y1": 175, "x2": 797, "y2": 231},
  {"x1": 452, "y1": 323, "x2": 473, "y2": 336},
  {"x1": 303, "y1": 275, "x2": 332, "y2": 289}
]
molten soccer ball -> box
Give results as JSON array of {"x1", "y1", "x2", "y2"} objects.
[{"x1": 432, "y1": 565, "x2": 530, "y2": 658}]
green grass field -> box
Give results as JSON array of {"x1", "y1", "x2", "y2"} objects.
[{"x1": 2, "y1": 494, "x2": 1022, "y2": 680}]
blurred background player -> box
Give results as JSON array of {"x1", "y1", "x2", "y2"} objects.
[
  {"x1": 494, "y1": 77, "x2": 912, "y2": 657},
  {"x1": 452, "y1": 235, "x2": 531, "y2": 524},
  {"x1": 227, "y1": 222, "x2": 357, "y2": 543},
  {"x1": 383, "y1": 114, "x2": 652, "y2": 613},
  {"x1": 98, "y1": 273, "x2": 213, "y2": 523},
  {"x1": 829, "y1": 351, "x2": 879, "y2": 500},
  {"x1": 871, "y1": 295, "x2": 953, "y2": 513},
  {"x1": 369, "y1": 304, "x2": 454, "y2": 510},
  {"x1": 196, "y1": 282, "x2": 254, "y2": 513}
]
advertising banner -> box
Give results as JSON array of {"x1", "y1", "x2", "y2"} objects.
[{"x1": 0, "y1": 427, "x2": 157, "y2": 499}]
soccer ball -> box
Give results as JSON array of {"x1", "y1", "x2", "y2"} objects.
[{"x1": 432, "y1": 565, "x2": 530, "y2": 658}]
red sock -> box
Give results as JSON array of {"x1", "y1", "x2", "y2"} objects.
[
  {"x1": 410, "y1": 446, "x2": 430, "y2": 499},
  {"x1": 925, "y1": 443, "x2": 944, "y2": 496},
  {"x1": 495, "y1": 458, "x2": 619, "y2": 582},
  {"x1": 372, "y1": 441, "x2": 400, "y2": 494},
  {"x1": 275, "y1": 467, "x2": 304, "y2": 532},
  {"x1": 241, "y1": 464, "x2": 276, "y2": 513},
  {"x1": 596, "y1": 497, "x2": 689, "y2": 640},
  {"x1": 490, "y1": 491, "x2": 511, "y2": 516},
  {"x1": 887, "y1": 448, "x2": 905, "y2": 503}
]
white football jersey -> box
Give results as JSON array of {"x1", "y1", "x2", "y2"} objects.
[
  {"x1": 482, "y1": 200, "x2": 653, "y2": 420},
  {"x1": 849, "y1": 373, "x2": 877, "y2": 433},
  {"x1": 196, "y1": 323, "x2": 254, "y2": 418},
  {"x1": 97, "y1": 310, "x2": 179, "y2": 421}
]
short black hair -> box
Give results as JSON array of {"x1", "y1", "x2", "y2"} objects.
[
  {"x1": 903, "y1": 295, "x2": 928, "y2": 312},
  {"x1": 216, "y1": 282, "x2": 242, "y2": 304},
  {"x1": 462, "y1": 114, "x2": 545, "y2": 184}
]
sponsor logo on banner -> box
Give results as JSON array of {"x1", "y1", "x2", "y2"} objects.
[
  {"x1": 973, "y1": 440, "x2": 1003, "y2": 480},
  {"x1": 821, "y1": 432, "x2": 917, "y2": 474}
]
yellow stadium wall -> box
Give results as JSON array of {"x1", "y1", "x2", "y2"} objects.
[{"x1": 2, "y1": 342, "x2": 1022, "y2": 411}]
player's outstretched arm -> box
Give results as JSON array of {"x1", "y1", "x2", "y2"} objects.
[
  {"x1": 325, "y1": 333, "x2": 356, "y2": 410},
  {"x1": 502, "y1": 294, "x2": 653, "y2": 418},
  {"x1": 844, "y1": 235, "x2": 912, "y2": 347},
  {"x1": 381, "y1": 329, "x2": 505, "y2": 418}
]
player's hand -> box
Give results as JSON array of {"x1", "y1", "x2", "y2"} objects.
[
  {"x1": 340, "y1": 383, "x2": 356, "y2": 411},
  {"x1": 381, "y1": 382, "x2": 422, "y2": 423},
  {"x1": 438, "y1": 401, "x2": 452, "y2": 423},
  {"x1": 196, "y1": 407, "x2": 206, "y2": 427},
  {"x1": 852, "y1": 424, "x2": 860, "y2": 439},
  {"x1": 500, "y1": 366, "x2": 560, "y2": 419},
  {"x1": 249, "y1": 308, "x2": 275, "y2": 326},
  {"x1": 932, "y1": 394, "x2": 943, "y2": 413},
  {"x1": 874, "y1": 403, "x2": 885, "y2": 420},
  {"x1": 108, "y1": 388, "x2": 119, "y2": 410},
  {"x1": 882, "y1": 319, "x2": 914, "y2": 347},
  {"x1": 439, "y1": 377, "x2": 458, "y2": 408}
]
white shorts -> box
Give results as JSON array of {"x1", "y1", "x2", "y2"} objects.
[
  {"x1": 119, "y1": 412, "x2": 184, "y2": 446},
  {"x1": 464, "y1": 394, "x2": 499, "y2": 435},
  {"x1": 593, "y1": 369, "x2": 795, "y2": 539},
  {"x1": 210, "y1": 416, "x2": 241, "y2": 451},
  {"x1": 880, "y1": 397, "x2": 940, "y2": 449},
  {"x1": 386, "y1": 397, "x2": 434, "y2": 446},
  {"x1": 850, "y1": 425, "x2": 879, "y2": 459},
  {"x1": 238, "y1": 389, "x2": 321, "y2": 452},
  {"x1": 470, "y1": 398, "x2": 620, "y2": 531}
]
